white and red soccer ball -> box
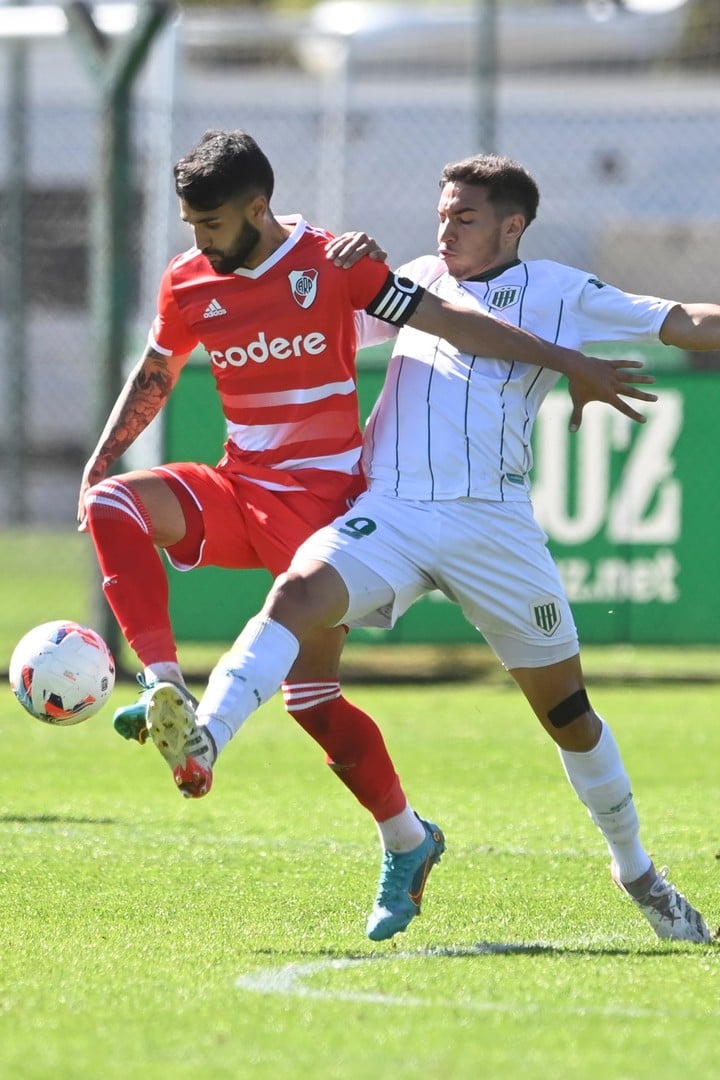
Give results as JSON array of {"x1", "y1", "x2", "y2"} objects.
[{"x1": 9, "y1": 620, "x2": 115, "y2": 726}]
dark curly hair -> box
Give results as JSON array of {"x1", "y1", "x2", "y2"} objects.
[{"x1": 173, "y1": 129, "x2": 275, "y2": 210}]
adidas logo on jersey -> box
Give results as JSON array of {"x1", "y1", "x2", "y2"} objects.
[{"x1": 203, "y1": 298, "x2": 227, "y2": 319}]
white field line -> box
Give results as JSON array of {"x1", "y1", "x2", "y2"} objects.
[{"x1": 236, "y1": 945, "x2": 720, "y2": 1018}]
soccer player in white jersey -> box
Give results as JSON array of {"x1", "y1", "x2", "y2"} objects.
[
  {"x1": 145, "y1": 152, "x2": 720, "y2": 944},
  {"x1": 89, "y1": 134, "x2": 661, "y2": 940},
  {"x1": 154, "y1": 152, "x2": 717, "y2": 944}
]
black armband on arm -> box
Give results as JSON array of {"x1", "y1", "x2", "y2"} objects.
[{"x1": 365, "y1": 273, "x2": 425, "y2": 326}]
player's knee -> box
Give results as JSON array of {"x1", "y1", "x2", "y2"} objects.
[
  {"x1": 266, "y1": 567, "x2": 347, "y2": 633},
  {"x1": 546, "y1": 689, "x2": 601, "y2": 750},
  {"x1": 85, "y1": 476, "x2": 126, "y2": 511},
  {"x1": 548, "y1": 688, "x2": 591, "y2": 729},
  {"x1": 84, "y1": 477, "x2": 140, "y2": 529}
]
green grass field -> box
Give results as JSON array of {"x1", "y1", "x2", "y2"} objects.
[{"x1": 2, "y1": 678, "x2": 719, "y2": 1079}]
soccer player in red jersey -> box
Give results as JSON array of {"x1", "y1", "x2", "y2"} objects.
[{"x1": 78, "y1": 131, "x2": 655, "y2": 935}]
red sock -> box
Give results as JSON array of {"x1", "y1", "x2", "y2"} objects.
[
  {"x1": 85, "y1": 478, "x2": 177, "y2": 665},
  {"x1": 283, "y1": 682, "x2": 407, "y2": 822}
]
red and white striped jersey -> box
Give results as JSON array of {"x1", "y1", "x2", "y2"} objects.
[{"x1": 149, "y1": 215, "x2": 401, "y2": 493}]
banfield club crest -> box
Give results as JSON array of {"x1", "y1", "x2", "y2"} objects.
[
  {"x1": 488, "y1": 284, "x2": 523, "y2": 311},
  {"x1": 289, "y1": 269, "x2": 319, "y2": 308},
  {"x1": 531, "y1": 598, "x2": 561, "y2": 637}
]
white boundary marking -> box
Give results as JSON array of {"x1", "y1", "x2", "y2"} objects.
[{"x1": 236, "y1": 944, "x2": 719, "y2": 1018}]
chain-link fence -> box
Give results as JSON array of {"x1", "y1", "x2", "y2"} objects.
[{"x1": 1, "y1": 0, "x2": 719, "y2": 665}]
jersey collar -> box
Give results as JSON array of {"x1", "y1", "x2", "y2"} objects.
[
  {"x1": 232, "y1": 214, "x2": 306, "y2": 279},
  {"x1": 467, "y1": 258, "x2": 522, "y2": 283}
]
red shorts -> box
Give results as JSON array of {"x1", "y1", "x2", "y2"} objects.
[{"x1": 154, "y1": 461, "x2": 366, "y2": 578}]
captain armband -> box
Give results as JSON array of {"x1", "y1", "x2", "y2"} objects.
[{"x1": 365, "y1": 273, "x2": 425, "y2": 327}]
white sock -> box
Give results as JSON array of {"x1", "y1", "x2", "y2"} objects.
[
  {"x1": 144, "y1": 662, "x2": 185, "y2": 687},
  {"x1": 559, "y1": 721, "x2": 652, "y2": 884},
  {"x1": 197, "y1": 616, "x2": 300, "y2": 757},
  {"x1": 377, "y1": 804, "x2": 426, "y2": 852}
]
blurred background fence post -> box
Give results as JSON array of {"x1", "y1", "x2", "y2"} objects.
[
  {"x1": 64, "y1": 0, "x2": 176, "y2": 661},
  {"x1": 475, "y1": 0, "x2": 498, "y2": 153},
  {"x1": 3, "y1": 0, "x2": 29, "y2": 525}
]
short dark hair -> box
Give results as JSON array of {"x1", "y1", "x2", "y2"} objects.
[
  {"x1": 439, "y1": 155, "x2": 539, "y2": 227},
  {"x1": 173, "y1": 129, "x2": 275, "y2": 210}
]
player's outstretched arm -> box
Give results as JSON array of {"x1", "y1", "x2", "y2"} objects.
[
  {"x1": 659, "y1": 302, "x2": 720, "y2": 349},
  {"x1": 408, "y1": 292, "x2": 657, "y2": 428},
  {"x1": 77, "y1": 346, "x2": 189, "y2": 528},
  {"x1": 325, "y1": 235, "x2": 657, "y2": 430}
]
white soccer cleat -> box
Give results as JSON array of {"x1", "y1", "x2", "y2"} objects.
[
  {"x1": 612, "y1": 862, "x2": 711, "y2": 944},
  {"x1": 146, "y1": 682, "x2": 215, "y2": 798}
]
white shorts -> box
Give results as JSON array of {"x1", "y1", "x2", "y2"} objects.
[{"x1": 289, "y1": 492, "x2": 579, "y2": 670}]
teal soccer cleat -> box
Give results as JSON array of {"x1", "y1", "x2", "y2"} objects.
[{"x1": 366, "y1": 818, "x2": 445, "y2": 941}]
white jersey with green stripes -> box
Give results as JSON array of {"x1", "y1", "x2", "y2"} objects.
[{"x1": 356, "y1": 256, "x2": 674, "y2": 503}]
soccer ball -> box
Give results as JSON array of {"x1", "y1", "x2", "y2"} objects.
[{"x1": 9, "y1": 620, "x2": 115, "y2": 726}]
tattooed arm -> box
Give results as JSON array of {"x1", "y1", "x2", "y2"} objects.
[{"x1": 77, "y1": 346, "x2": 190, "y2": 527}]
